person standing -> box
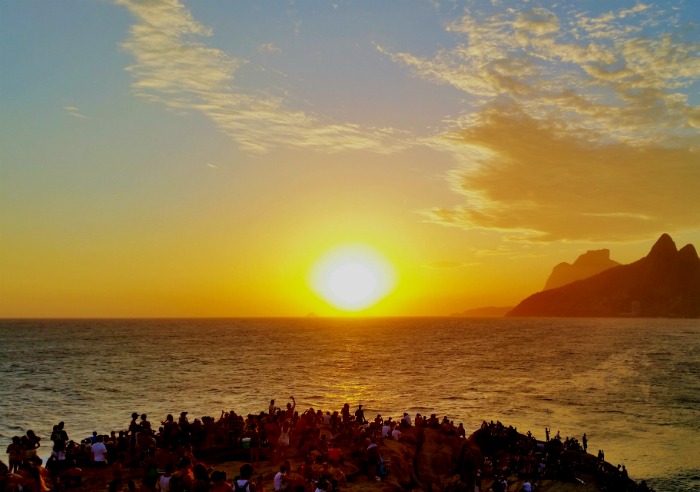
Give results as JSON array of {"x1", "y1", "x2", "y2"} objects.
[
  {"x1": 50, "y1": 422, "x2": 69, "y2": 465},
  {"x1": 92, "y1": 435, "x2": 109, "y2": 466},
  {"x1": 354, "y1": 404, "x2": 366, "y2": 424},
  {"x1": 582, "y1": 433, "x2": 588, "y2": 452},
  {"x1": 6, "y1": 436, "x2": 22, "y2": 472}
]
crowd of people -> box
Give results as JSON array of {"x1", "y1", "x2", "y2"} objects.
[
  {"x1": 472, "y1": 421, "x2": 654, "y2": 492},
  {"x1": 0, "y1": 398, "x2": 407, "y2": 491},
  {"x1": 2, "y1": 399, "x2": 651, "y2": 492}
]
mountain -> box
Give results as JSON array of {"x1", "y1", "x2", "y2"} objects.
[
  {"x1": 507, "y1": 234, "x2": 700, "y2": 318},
  {"x1": 544, "y1": 249, "x2": 620, "y2": 290},
  {"x1": 450, "y1": 306, "x2": 513, "y2": 317}
]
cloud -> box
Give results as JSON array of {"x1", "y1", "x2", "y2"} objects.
[
  {"x1": 422, "y1": 109, "x2": 700, "y2": 242},
  {"x1": 257, "y1": 43, "x2": 281, "y2": 54},
  {"x1": 63, "y1": 106, "x2": 88, "y2": 119},
  {"x1": 116, "y1": 0, "x2": 407, "y2": 154},
  {"x1": 383, "y1": 1, "x2": 700, "y2": 242}
]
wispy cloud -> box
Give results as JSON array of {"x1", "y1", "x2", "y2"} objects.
[
  {"x1": 257, "y1": 43, "x2": 281, "y2": 54},
  {"x1": 116, "y1": 0, "x2": 406, "y2": 154},
  {"x1": 63, "y1": 105, "x2": 88, "y2": 119},
  {"x1": 383, "y1": 1, "x2": 700, "y2": 242}
]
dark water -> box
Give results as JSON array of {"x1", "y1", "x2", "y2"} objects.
[{"x1": 0, "y1": 317, "x2": 698, "y2": 491}]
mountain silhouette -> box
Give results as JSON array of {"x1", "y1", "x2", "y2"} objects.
[
  {"x1": 544, "y1": 249, "x2": 620, "y2": 290},
  {"x1": 508, "y1": 234, "x2": 700, "y2": 318}
]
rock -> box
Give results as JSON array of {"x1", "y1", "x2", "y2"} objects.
[
  {"x1": 544, "y1": 249, "x2": 620, "y2": 291},
  {"x1": 508, "y1": 234, "x2": 700, "y2": 317}
]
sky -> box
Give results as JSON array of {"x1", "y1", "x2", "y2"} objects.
[{"x1": 1, "y1": 0, "x2": 699, "y2": 317}]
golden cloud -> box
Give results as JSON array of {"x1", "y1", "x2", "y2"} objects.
[
  {"x1": 382, "y1": 2, "x2": 699, "y2": 241},
  {"x1": 423, "y1": 110, "x2": 700, "y2": 241},
  {"x1": 116, "y1": 0, "x2": 407, "y2": 154}
]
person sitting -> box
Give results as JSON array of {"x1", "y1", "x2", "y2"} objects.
[
  {"x1": 210, "y1": 470, "x2": 233, "y2": 492},
  {"x1": 391, "y1": 423, "x2": 402, "y2": 441},
  {"x1": 234, "y1": 463, "x2": 256, "y2": 492},
  {"x1": 273, "y1": 464, "x2": 287, "y2": 492}
]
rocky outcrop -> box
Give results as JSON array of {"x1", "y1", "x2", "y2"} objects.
[
  {"x1": 46, "y1": 421, "x2": 650, "y2": 492},
  {"x1": 544, "y1": 249, "x2": 620, "y2": 291},
  {"x1": 508, "y1": 234, "x2": 700, "y2": 318}
]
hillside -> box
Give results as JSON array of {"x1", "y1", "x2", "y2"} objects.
[
  {"x1": 544, "y1": 249, "x2": 620, "y2": 290},
  {"x1": 508, "y1": 234, "x2": 700, "y2": 317}
]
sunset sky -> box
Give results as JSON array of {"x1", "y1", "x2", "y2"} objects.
[{"x1": 2, "y1": 0, "x2": 699, "y2": 317}]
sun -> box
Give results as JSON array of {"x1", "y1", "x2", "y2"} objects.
[{"x1": 310, "y1": 245, "x2": 395, "y2": 311}]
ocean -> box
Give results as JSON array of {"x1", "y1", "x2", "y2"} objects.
[{"x1": 0, "y1": 317, "x2": 698, "y2": 491}]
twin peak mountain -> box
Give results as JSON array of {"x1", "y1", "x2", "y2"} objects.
[{"x1": 507, "y1": 234, "x2": 700, "y2": 318}]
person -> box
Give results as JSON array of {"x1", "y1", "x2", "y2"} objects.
[
  {"x1": 381, "y1": 421, "x2": 391, "y2": 438},
  {"x1": 273, "y1": 464, "x2": 287, "y2": 492},
  {"x1": 129, "y1": 413, "x2": 141, "y2": 449},
  {"x1": 313, "y1": 478, "x2": 328, "y2": 492},
  {"x1": 24, "y1": 431, "x2": 41, "y2": 461},
  {"x1": 391, "y1": 424, "x2": 402, "y2": 441},
  {"x1": 269, "y1": 400, "x2": 277, "y2": 416},
  {"x1": 211, "y1": 470, "x2": 233, "y2": 492},
  {"x1": 284, "y1": 397, "x2": 296, "y2": 420},
  {"x1": 6, "y1": 436, "x2": 22, "y2": 472},
  {"x1": 366, "y1": 439, "x2": 381, "y2": 480},
  {"x1": 234, "y1": 463, "x2": 256, "y2": 492},
  {"x1": 92, "y1": 435, "x2": 109, "y2": 466},
  {"x1": 191, "y1": 463, "x2": 210, "y2": 492},
  {"x1": 341, "y1": 404, "x2": 350, "y2": 423},
  {"x1": 248, "y1": 423, "x2": 261, "y2": 465},
  {"x1": 178, "y1": 412, "x2": 190, "y2": 430},
  {"x1": 522, "y1": 480, "x2": 532, "y2": 491},
  {"x1": 354, "y1": 405, "x2": 366, "y2": 424},
  {"x1": 50, "y1": 422, "x2": 69, "y2": 468},
  {"x1": 157, "y1": 464, "x2": 172, "y2": 491},
  {"x1": 545, "y1": 427, "x2": 550, "y2": 442},
  {"x1": 161, "y1": 415, "x2": 178, "y2": 446},
  {"x1": 277, "y1": 420, "x2": 292, "y2": 462},
  {"x1": 582, "y1": 433, "x2": 588, "y2": 452}
]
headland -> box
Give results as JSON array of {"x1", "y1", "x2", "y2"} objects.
[{"x1": 1, "y1": 401, "x2": 656, "y2": 491}]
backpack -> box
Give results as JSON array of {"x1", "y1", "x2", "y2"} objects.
[{"x1": 234, "y1": 479, "x2": 250, "y2": 492}]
